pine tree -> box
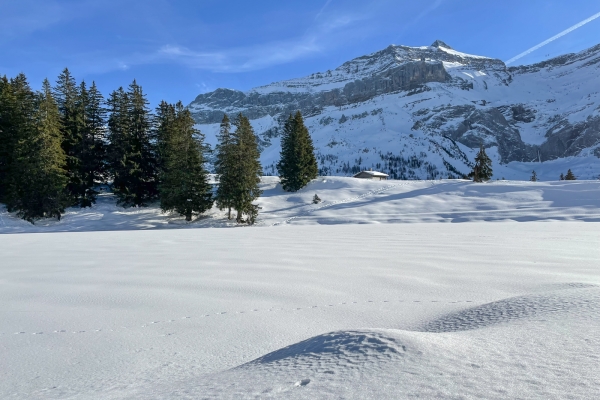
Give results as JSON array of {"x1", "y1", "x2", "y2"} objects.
[
  {"x1": 1, "y1": 74, "x2": 39, "y2": 205},
  {"x1": 54, "y1": 68, "x2": 84, "y2": 205},
  {"x1": 468, "y1": 145, "x2": 493, "y2": 182},
  {"x1": 157, "y1": 102, "x2": 212, "y2": 221},
  {"x1": 560, "y1": 173, "x2": 565, "y2": 180},
  {"x1": 82, "y1": 81, "x2": 107, "y2": 195},
  {"x1": 214, "y1": 114, "x2": 236, "y2": 219},
  {"x1": 530, "y1": 170, "x2": 537, "y2": 182},
  {"x1": 230, "y1": 114, "x2": 262, "y2": 224},
  {"x1": 6, "y1": 79, "x2": 68, "y2": 222},
  {"x1": 107, "y1": 81, "x2": 157, "y2": 207},
  {"x1": 564, "y1": 169, "x2": 576, "y2": 180},
  {"x1": 0, "y1": 75, "x2": 19, "y2": 202},
  {"x1": 277, "y1": 111, "x2": 318, "y2": 192}
]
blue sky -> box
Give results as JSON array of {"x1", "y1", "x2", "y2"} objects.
[{"x1": 2, "y1": 0, "x2": 599, "y2": 107}]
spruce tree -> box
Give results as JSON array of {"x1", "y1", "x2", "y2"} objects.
[
  {"x1": 277, "y1": 111, "x2": 318, "y2": 192},
  {"x1": 1, "y1": 74, "x2": 38, "y2": 205},
  {"x1": 564, "y1": 169, "x2": 576, "y2": 180},
  {"x1": 157, "y1": 102, "x2": 212, "y2": 221},
  {"x1": 530, "y1": 170, "x2": 537, "y2": 182},
  {"x1": 54, "y1": 68, "x2": 84, "y2": 205},
  {"x1": 107, "y1": 81, "x2": 157, "y2": 207},
  {"x1": 231, "y1": 114, "x2": 262, "y2": 224},
  {"x1": 214, "y1": 114, "x2": 236, "y2": 219},
  {"x1": 0, "y1": 75, "x2": 18, "y2": 202},
  {"x1": 6, "y1": 79, "x2": 68, "y2": 222},
  {"x1": 468, "y1": 145, "x2": 493, "y2": 182},
  {"x1": 82, "y1": 82, "x2": 107, "y2": 193}
]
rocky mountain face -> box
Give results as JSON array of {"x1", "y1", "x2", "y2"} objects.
[{"x1": 189, "y1": 41, "x2": 600, "y2": 180}]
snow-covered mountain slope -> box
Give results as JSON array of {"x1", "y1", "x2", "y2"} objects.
[
  {"x1": 189, "y1": 41, "x2": 600, "y2": 180},
  {"x1": 2, "y1": 223, "x2": 599, "y2": 398},
  {"x1": 2, "y1": 177, "x2": 599, "y2": 232}
]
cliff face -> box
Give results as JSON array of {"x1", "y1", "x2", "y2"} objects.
[
  {"x1": 189, "y1": 41, "x2": 600, "y2": 180},
  {"x1": 191, "y1": 60, "x2": 450, "y2": 124}
]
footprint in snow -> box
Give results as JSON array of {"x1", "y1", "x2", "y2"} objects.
[{"x1": 294, "y1": 379, "x2": 311, "y2": 387}]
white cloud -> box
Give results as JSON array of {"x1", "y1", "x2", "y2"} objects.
[{"x1": 129, "y1": 12, "x2": 365, "y2": 73}]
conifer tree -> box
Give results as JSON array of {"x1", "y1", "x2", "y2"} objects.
[
  {"x1": 560, "y1": 173, "x2": 565, "y2": 180},
  {"x1": 530, "y1": 170, "x2": 537, "y2": 182},
  {"x1": 54, "y1": 68, "x2": 84, "y2": 205},
  {"x1": 0, "y1": 74, "x2": 37, "y2": 205},
  {"x1": 468, "y1": 145, "x2": 493, "y2": 182},
  {"x1": 107, "y1": 81, "x2": 157, "y2": 207},
  {"x1": 6, "y1": 79, "x2": 68, "y2": 222},
  {"x1": 157, "y1": 102, "x2": 212, "y2": 221},
  {"x1": 564, "y1": 169, "x2": 576, "y2": 180},
  {"x1": 214, "y1": 114, "x2": 236, "y2": 219},
  {"x1": 277, "y1": 111, "x2": 318, "y2": 192},
  {"x1": 81, "y1": 81, "x2": 107, "y2": 194},
  {"x1": 0, "y1": 75, "x2": 17, "y2": 202},
  {"x1": 72, "y1": 81, "x2": 105, "y2": 207},
  {"x1": 106, "y1": 87, "x2": 130, "y2": 203},
  {"x1": 231, "y1": 114, "x2": 262, "y2": 224}
]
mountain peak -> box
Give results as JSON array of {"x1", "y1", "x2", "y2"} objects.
[{"x1": 431, "y1": 40, "x2": 452, "y2": 49}]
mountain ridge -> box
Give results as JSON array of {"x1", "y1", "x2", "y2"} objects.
[{"x1": 189, "y1": 41, "x2": 600, "y2": 180}]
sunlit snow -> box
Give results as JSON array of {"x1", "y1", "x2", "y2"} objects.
[{"x1": 1, "y1": 178, "x2": 599, "y2": 399}]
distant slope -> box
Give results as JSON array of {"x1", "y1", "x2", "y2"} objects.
[
  {"x1": 2, "y1": 177, "x2": 599, "y2": 232},
  {"x1": 189, "y1": 41, "x2": 600, "y2": 180}
]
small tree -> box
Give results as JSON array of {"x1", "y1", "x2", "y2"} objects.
[
  {"x1": 560, "y1": 173, "x2": 564, "y2": 180},
  {"x1": 468, "y1": 145, "x2": 493, "y2": 182},
  {"x1": 564, "y1": 169, "x2": 576, "y2": 180},
  {"x1": 530, "y1": 170, "x2": 537, "y2": 182}
]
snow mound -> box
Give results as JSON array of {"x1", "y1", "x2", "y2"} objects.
[
  {"x1": 242, "y1": 329, "x2": 406, "y2": 369},
  {"x1": 420, "y1": 284, "x2": 600, "y2": 332}
]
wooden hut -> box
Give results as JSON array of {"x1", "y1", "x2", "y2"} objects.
[{"x1": 353, "y1": 169, "x2": 389, "y2": 180}]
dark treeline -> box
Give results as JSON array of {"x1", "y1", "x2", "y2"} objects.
[{"x1": 0, "y1": 69, "x2": 263, "y2": 224}]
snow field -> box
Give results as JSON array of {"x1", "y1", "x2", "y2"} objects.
[
  {"x1": 1, "y1": 221, "x2": 600, "y2": 398},
  {"x1": 1, "y1": 178, "x2": 600, "y2": 398}
]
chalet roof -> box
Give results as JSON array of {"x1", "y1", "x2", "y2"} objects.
[{"x1": 353, "y1": 170, "x2": 389, "y2": 177}]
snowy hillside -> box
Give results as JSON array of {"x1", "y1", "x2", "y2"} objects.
[
  {"x1": 1, "y1": 177, "x2": 599, "y2": 232},
  {"x1": 189, "y1": 41, "x2": 600, "y2": 180}
]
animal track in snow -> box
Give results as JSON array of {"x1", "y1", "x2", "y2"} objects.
[
  {"x1": 11, "y1": 284, "x2": 596, "y2": 337},
  {"x1": 294, "y1": 378, "x2": 311, "y2": 387}
]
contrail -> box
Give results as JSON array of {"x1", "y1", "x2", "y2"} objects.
[{"x1": 506, "y1": 11, "x2": 600, "y2": 65}]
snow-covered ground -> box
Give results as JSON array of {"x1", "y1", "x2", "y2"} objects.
[
  {"x1": 1, "y1": 178, "x2": 600, "y2": 399},
  {"x1": 1, "y1": 177, "x2": 599, "y2": 233}
]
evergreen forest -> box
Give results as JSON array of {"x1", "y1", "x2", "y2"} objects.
[{"x1": 0, "y1": 70, "x2": 263, "y2": 224}]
